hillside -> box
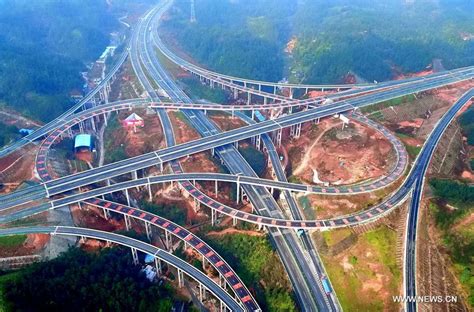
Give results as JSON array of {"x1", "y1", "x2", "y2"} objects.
[
  {"x1": 0, "y1": 0, "x2": 141, "y2": 122},
  {"x1": 161, "y1": 0, "x2": 474, "y2": 84}
]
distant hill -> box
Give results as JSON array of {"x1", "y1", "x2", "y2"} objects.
[
  {"x1": 162, "y1": 0, "x2": 474, "y2": 84},
  {"x1": 0, "y1": 0, "x2": 125, "y2": 122}
]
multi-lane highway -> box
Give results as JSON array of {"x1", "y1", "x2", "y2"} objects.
[
  {"x1": 403, "y1": 88, "x2": 474, "y2": 312},
  {"x1": 1, "y1": 64, "x2": 471, "y2": 211},
  {"x1": 0, "y1": 0, "x2": 472, "y2": 310}
]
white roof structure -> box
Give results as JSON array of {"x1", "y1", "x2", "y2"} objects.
[{"x1": 124, "y1": 113, "x2": 143, "y2": 122}]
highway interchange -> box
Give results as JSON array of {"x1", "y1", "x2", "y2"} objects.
[{"x1": 0, "y1": 0, "x2": 473, "y2": 311}]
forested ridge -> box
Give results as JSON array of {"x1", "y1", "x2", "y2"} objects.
[
  {"x1": 0, "y1": 247, "x2": 175, "y2": 312},
  {"x1": 0, "y1": 0, "x2": 155, "y2": 123},
  {"x1": 162, "y1": 0, "x2": 474, "y2": 84}
]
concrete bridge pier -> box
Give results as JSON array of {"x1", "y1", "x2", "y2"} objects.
[
  {"x1": 165, "y1": 230, "x2": 171, "y2": 251},
  {"x1": 214, "y1": 180, "x2": 218, "y2": 197},
  {"x1": 211, "y1": 209, "x2": 216, "y2": 226},
  {"x1": 199, "y1": 283, "x2": 206, "y2": 302},
  {"x1": 290, "y1": 125, "x2": 296, "y2": 137},
  {"x1": 276, "y1": 128, "x2": 282, "y2": 147},
  {"x1": 264, "y1": 97, "x2": 268, "y2": 105},
  {"x1": 295, "y1": 123, "x2": 302, "y2": 138},
  {"x1": 177, "y1": 269, "x2": 184, "y2": 288},
  {"x1": 125, "y1": 188, "x2": 131, "y2": 206},
  {"x1": 131, "y1": 247, "x2": 139, "y2": 265},
  {"x1": 155, "y1": 258, "x2": 162, "y2": 275},
  {"x1": 147, "y1": 182, "x2": 153, "y2": 201},
  {"x1": 144, "y1": 221, "x2": 152, "y2": 241},
  {"x1": 236, "y1": 178, "x2": 241, "y2": 204},
  {"x1": 124, "y1": 214, "x2": 132, "y2": 231},
  {"x1": 256, "y1": 134, "x2": 261, "y2": 150},
  {"x1": 247, "y1": 92, "x2": 251, "y2": 105},
  {"x1": 102, "y1": 208, "x2": 109, "y2": 220},
  {"x1": 78, "y1": 121, "x2": 84, "y2": 133},
  {"x1": 233, "y1": 88, "x2": 238, "y2": 100},
  {"x1": 202, "y1": 255, "x2": 207, "y2": 271}
]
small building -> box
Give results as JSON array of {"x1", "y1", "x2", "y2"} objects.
[
  {"x1": 122, "y1": 113, "x2": 144, "y2": 132},
  {"x1": 74, "y1": 134, "x2": 93, "y2": 153}
]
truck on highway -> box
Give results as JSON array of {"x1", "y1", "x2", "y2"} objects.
[{"x1": 321, "y1": 275, "x2": 332, "y2": 294}]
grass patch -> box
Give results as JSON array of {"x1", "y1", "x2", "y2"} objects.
[
  {"x1": 363, "y1": 227, "x2": 400, "y2": 284},
  {"x1": 361, "y1": 94, "x2": 416, "y2": 114},
  {"x1": 321, "y1": 225, "x2": 400, "y2": 311},
  {"x1": 322, "y1": 228, "x2": 352, "y2": 248},
  {"x1": 405, "y1": 145, "x2": 422, "y2": 159},
  {"x1": 0, "y1": 235, "x2": 26, "y2": 248}
]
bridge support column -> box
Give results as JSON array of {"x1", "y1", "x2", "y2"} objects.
[
  {"x1": 148, "y1": 183, "x2": 153, "y2": 201},
  {"x1": 165, "y1": 230, "x2": 171, "y2": 250},
  {"x1": 202, "y1": 255, "x2": 207, "y2": 270},
  {"x1": 103, "y1": 113, "x2": 108, "y2": 126},
  {"x1": 90, "y1": 117, "x2": 96, "y2": 132},
  {"x1": 125, "y1": 188, "x2": 131, "y2": 206},
  {"x1": 233, "y1": 88, "x2": 238, "y2": 100},
  {"x1": 251, "y1": 110, "x2": 255, "y2": 120},
  {"x1": 145, "y1": 222, "x2": 152, "y2": 241},
  {"x1": 295, "y1": 123, "x2": 302, "y2": 139},
  {"x1": 77, "y1": 201, "x2": 83, "y2": 210},
  {"x1": 247, "y1": 92, "x2": 251, "y2": 105},
  {"x1": 102, "y1": 208, "x2": 109, "y2": 220},
  {"x1": 215, "y1": 180, "x2": 218, "y2": 197},
  {"x1": 289, "y1": 88, "x2": 294, "y2": 99},
  {"x1": 124, "y1": 215, "x2": 131, "y2": 231},
  {"x1": 290, "y1": 125, "x2": 296, "y2": 137},
  {"x1": 236, "y1": 182, "x2": 240, "y2": 205},
  {"x1": 232, "y1": 217, "x2": 237, "y2": 227},
  {"x1": 78, "y1": 122, "x2": 84, "y2": 133},
  {"x1": 276, "y1": 129, "x2": 282, "y2": 147},
  {"x1": 264, "y1": 97, "x2": 268, "y2": 105},
  {"x1": 256, "y1": 135, "x2": 261, "y2": 151},
  {"x1": 177, "y1": 269, "x2": 184, "y2": 288},
  {"x1": 211, "y1": 209, "x2": 216, "y2": 226},
  {"x1": 258, "y1": 223, "x2": 263, "y2": 231},
  {"x1": 155, "y1": 258, "x2": 162, "y2": 275},
  {"x1": 131, "y1": 248, "x2": 139, "y2": 265},
  {"x1": 132, "y1": 170, "x2": 138, "y2": 180}
]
